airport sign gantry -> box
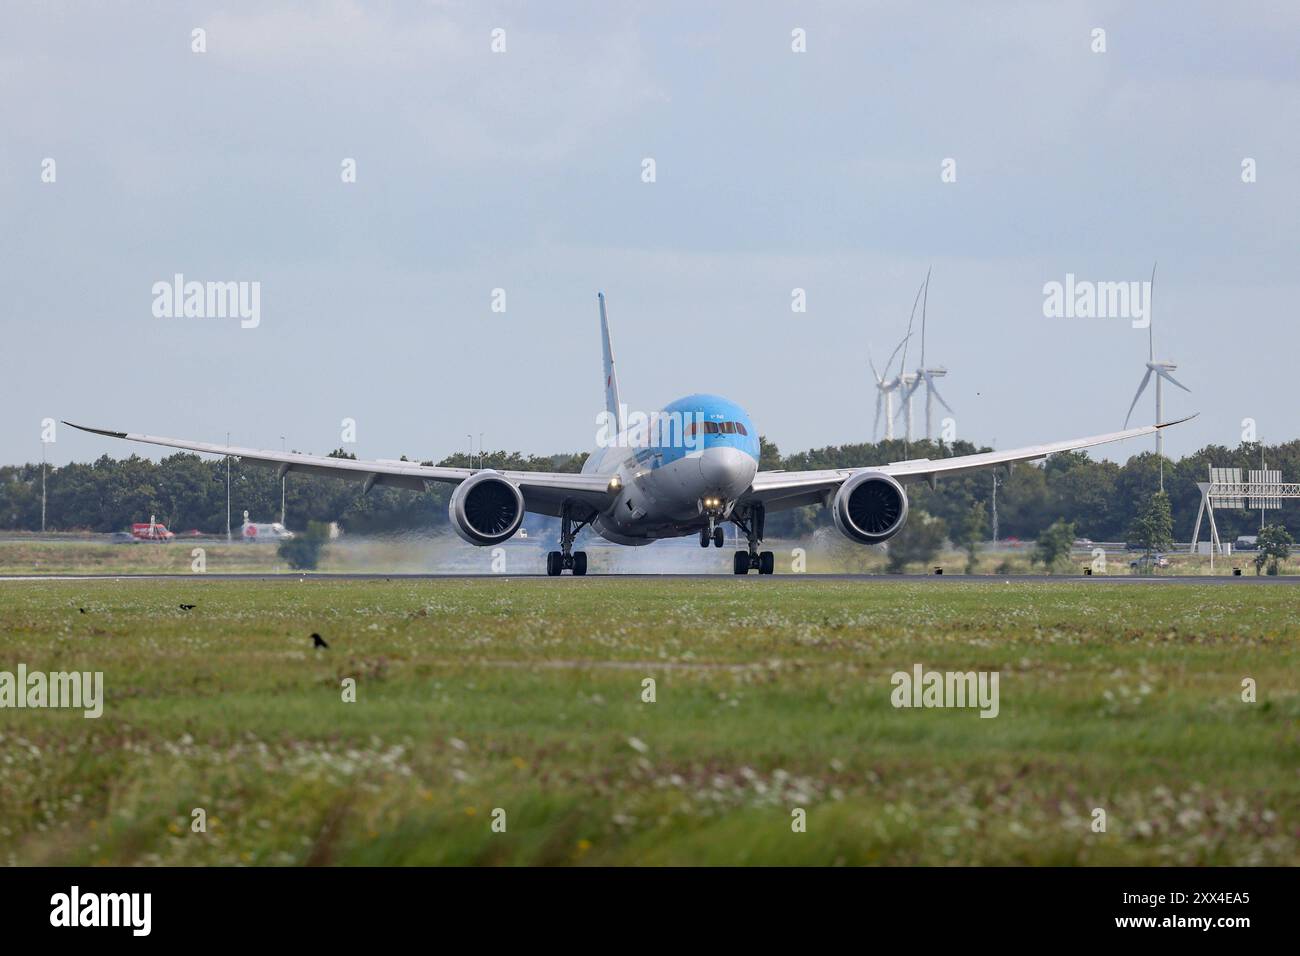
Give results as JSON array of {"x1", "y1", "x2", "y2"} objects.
[{"x1": 1189, "y1": 465, "x2": 1292, "y2": 562}]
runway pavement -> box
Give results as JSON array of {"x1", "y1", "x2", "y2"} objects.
[{"x1": 2, "y1": 572, "x2": 1296, "y2": 584}]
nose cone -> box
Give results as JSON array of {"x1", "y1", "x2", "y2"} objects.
[{"x1": 698, "y1": 446, "x2": 758, "y2": 497}]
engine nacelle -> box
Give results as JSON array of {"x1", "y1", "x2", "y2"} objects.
[
  {"x1": 448, "y1": 471, "x2": 525, "y2": 546},
  {"x1": 832, "y1": 472, "x2": 909, "y2": 544}
]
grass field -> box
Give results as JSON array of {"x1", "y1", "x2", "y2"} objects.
[{"x1": 0, "y1": 578, "x2": 1297, "y2": 865}]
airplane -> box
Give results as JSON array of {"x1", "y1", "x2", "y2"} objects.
[{"x1": 67, "y1": 292, "x2": 1194, "y2": 576}]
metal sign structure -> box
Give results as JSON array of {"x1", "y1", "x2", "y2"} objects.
[{"x1": 1189, "y1": 465, "x2": 1297, "y2": 560}]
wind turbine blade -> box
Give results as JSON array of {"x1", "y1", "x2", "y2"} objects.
[
  {"x1": 893, "y1": 388, "x2": 913, "y2": 423},
  {"x1": 920, "y1": 267, "x2": 931, "y2": 367},
  {"x1": 926, "y1": 373, "x2": 954, "y2": 414},
  {"x1": 873, "y1": 394, "x2": 882, "y2": 440},
  {"x1": 885, "y1": 332, "x2": 910, "y2": 373},
  {"x1": 1158, "y1": 369, "x2": 1190, "y2": 393},
  {"x1": 868, "y1": 349, "x2": 880, "y2": 383},
  {"x1": 1123, "y1": 369, "x2": 1153, "y2": 428},
  {"x1": 898, "y1": 280, "x2": 924, "y2": 375},
  {"x1": 1148, "y1": 261, "x2": 1156, "y2": 362}
]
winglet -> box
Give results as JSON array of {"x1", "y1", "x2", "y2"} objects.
[
  {"x1": 63, "y1": 421, "x2": 128, "y2": 439},
  {"x1": 1155, "y1": 412, "x2": 1198, "y2": 429}
]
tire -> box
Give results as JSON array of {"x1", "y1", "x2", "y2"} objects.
[
  {"x1": 572, "y1": 551, "x2": 588, "y2": 576},
  {"x1": 759, "y1": 551, "x2": 775, "y2": 575},
  {"x1": 699, "y1": 530, "x2": 710, "y2": 548},
  {"x1": 546, "y1": 551, "x2": 562, "y2": 576},
  {"x1": 733, "y1": 551, "x2": 749, "y2": 575},
  {"x1": 713, "y1": 527, "x2": 725, "y2": 548}
]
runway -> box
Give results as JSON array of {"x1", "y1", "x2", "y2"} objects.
[{"x1": 1, "y1": 572, "x2": 1295, "y2": 584}]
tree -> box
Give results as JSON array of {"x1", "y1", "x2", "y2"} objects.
[
  {"x1": 885, "y1": 510, "x2": 947, "y2": 573},
  {"x1": 996, "y1": 463, "x2": 1050, "y2": 540},
  {"x1": 1254, "y1": 524, "x2": 1292, "y2": 576},
  {"x1": 952, "y1": 501, "x2": 987, "y2": 573},
  {"x1": 1045, "y1": 451, "x2": 1120, "y2": 538},
  {"x1": 277, "y1": 521, "x2": 331, "y2": 570},
  {"x1": 1032, "y1": 519, "x2": 1076, "y2": 573},
  {"x1": 1129, "y1": 490, "x2": 1174, "y2": 567}
]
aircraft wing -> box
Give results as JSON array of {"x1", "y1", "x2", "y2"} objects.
[
  {"x1": 745, "y1": 416, "x2": 1197, "y2": 512},
  {"x1": 64, "y1": 423, "x2": 614, "y2": 518}
]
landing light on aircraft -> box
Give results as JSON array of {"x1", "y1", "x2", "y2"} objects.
[{"x1": 607, "y1": 476, "x2": 622, "y2": 492}]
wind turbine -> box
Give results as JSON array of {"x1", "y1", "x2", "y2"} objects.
[
  {"x1": 868, "y1": 334, "x2": 911, "y2": 441},
  {"x1": 1122, "y1": 262, "x2": 1190, "y2": 491},
  {"x1": 898, "y1": 270, "x2": 954, "y2": 441}
]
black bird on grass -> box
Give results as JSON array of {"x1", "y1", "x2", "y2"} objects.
[
  {"x1": 179, "y1": 604, "x2": 196, "y2": 611},
  {"x1": 312, "y1": 633, "x2": 329, "y2": 649}
]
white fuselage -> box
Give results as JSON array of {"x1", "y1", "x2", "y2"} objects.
[{"x1": 578, "y1": 395, "x2": 760, "y2": 544}]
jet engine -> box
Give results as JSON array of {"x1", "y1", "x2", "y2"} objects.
[
  {"x1": 448, "y1": 471, "x2": 525, "y2": 545},
  {"x1": 832, "y1": 472, "x2": 909, "y2": 544}
]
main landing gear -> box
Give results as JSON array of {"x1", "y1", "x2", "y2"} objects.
[
  {"x1": 730, "y1": 503, "x2": 774, "y2": 575},
  {"x1": 547, "y1": 506, "x2": 589, "y2": 576}
]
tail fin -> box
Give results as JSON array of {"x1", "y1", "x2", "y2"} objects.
[{"x1": 598, "y1": 292, "x2": 623, "y2": 433}]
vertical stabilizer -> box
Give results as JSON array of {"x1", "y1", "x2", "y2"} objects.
[{"x1": 598, "y1": 292, "x2": 623, "y2": 433}]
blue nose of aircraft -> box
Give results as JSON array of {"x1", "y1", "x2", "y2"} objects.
[{"x1": 698, "y1": 446, "x2": 758, "y2": 497}]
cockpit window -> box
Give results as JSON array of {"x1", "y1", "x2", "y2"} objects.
[{"x1": 686, "y1": 419, "x2": 749, "y2": 438}]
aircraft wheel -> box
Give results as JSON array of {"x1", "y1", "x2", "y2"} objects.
[
  {"x1": 546, "y1": 551, "x2": 562, "y2": 576},
  {"x1": 759, "y1": 551, "x2": 775, "y2": 575},
  {"x1": 572, "y1": 551, "x2": 588, "y2": 576},
  {"x1": 699, "y1": 530, "x2": 710, "y2": 548},
  {"x1": 733, "y1": 551, "x2": 749, "y2": 575},
  {"x1": 713, "y1": 527, "x2": 725, "y2": 548}
]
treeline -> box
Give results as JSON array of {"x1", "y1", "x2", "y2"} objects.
[
  {"x1": 760, "y1": 436, "x2": 1300, "y2": 543},
  {"x1": 0, "y1": 449, "x2": 586, "y2": 537},
  {"x1": 3, "y1": 437, "x2": 1297, "y2": 544}
]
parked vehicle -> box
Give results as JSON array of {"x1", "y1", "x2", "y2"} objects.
[
  {"x1": 130, "y1": 518, "x2": 174, "y2": 542},
  {"x1": 239, "y1": 511, "x2": 295, "y2": 542}
]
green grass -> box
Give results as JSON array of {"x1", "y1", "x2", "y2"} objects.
[{"x1": 0, "y1": 578, "x2": 1296, "y2": 865}]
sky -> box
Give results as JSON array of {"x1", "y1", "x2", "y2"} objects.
[{"x1": 4, "y1": 1, "x2": 1299, "y2": 468}]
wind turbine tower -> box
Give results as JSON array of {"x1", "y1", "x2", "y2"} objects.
[
  {"x1": 898, "y1": 371, "x2": 918, "y2": 442},
  {"x1": 1122, "y1": 262, "x2": 1190, "y2": 491}
]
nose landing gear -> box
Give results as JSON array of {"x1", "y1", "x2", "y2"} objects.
[
  {"x1": 699, "y1": 513, "x2": 726, "y2": 548},
  {"x1": 699, "y1": 524, "x2": 725, "y2": 548},
  {"x1": 730, "y1": 503, "x2": 774, "y2": 575}
]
